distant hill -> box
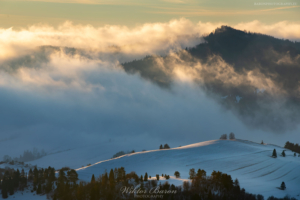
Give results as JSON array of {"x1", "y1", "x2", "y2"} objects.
[{"x1": 122, "y1": 26, "x2": 300, "y2": 132}]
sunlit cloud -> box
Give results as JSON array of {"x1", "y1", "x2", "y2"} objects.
[
  {"x1": 0, "y1": 19, "x2": 206, "y2": 61},
  {"x1": 234, "y1": 20, "x2": 300, "y2": 41},
  {"x1": 0, "y1": 17, "x2": 299, "y2": 160},
  {"x1": 1, "y1": 18, "x2": 299, "y2": 62},
  {"x1": 1, "y1": 18, "x2": 299, "y2": 92}
]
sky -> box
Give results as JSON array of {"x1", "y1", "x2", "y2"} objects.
[
  {"x1": 0, "y1": 0, "x2": 300, "y2": 158},
  {"x1": 0, "y1": 0, "x2": 299, "y2": 28}
]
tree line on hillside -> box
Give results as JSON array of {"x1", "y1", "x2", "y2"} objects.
[
  {"x1": 284, "y1": 141, "x2": 300, "y2": 155},
  {"x1": 3, "y1": 148, "x2": 47, "y2": 163},
  {"x1": 51, "y1": 168, "x2": 263, "y2": 200},
  {"x1": 220, "y1": 132, "x2": 235, "y2": 140},
  {"x1": 112, "y1": 150, "x2": 135, "y2": 159},
  {"x1": 159, "y1": 144, "x2": 170, "y2": 149},
  {"x1": 0, "y1": 166, "x2": 297, "y2": 200},
  {"x1": 0, "y1": 166, "x2": 56, "y2": 198},
  {"x1": 272, "y1": 148, "x2": 299, "y2": 158}
]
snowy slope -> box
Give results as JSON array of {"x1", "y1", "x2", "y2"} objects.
[
  {"x1": 76, "y1": 139, "x2": 300, "y2": 199},
  {"x1": 2, "y1": 185, "x2": 48, "y2": 200},
  {"x1": 0, "y1": 133, "x2": 161, "y2": 170}
]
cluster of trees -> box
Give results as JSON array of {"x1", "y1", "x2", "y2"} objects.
[
  {"x1": 112, "y1": 150, "x2": 135, "y2": 159},
  {"x1": 28, "y1": 166, "x2": 57, "y2": 195},
  {"x1": 267, "y1": 196, "x2": 296, "y2": 200},
  {"x1": 112, "y1": 151, "x2": 126, "y2": 158},
  {"x1": 0, "y1": 168, "x2": 28, "y2": 198},
  {"x1": 161, "y1": 174, "x2": 170, "y2": 180},
  {"x1": 0, "y1": 166, "x2": 56, "y2": 198},
  {"x1": 284, "y1": 141, "x2": 300, "y2": 155},
  {"x1": 159, "y1": 144, "x2": 170, "y2": 149},
  {"x1": 50, "y1": 167, "x2": 269, "y2": 200},
  {"x1": 3, "y1": 148, "x2": 47, "y2": 163},
  {"x1": 188, "y1": 168, "x2": 206, "y2": 180},
  {"x1": 272, "y1": 149, "x2": 289, "y2": 158},
  {"x1": 1, "y1": 166, "x2": 297, "y2": 200},
  {"x1": 52, "y1": 167, "x2": 139, "y2": 200},
  {"x1": 220, "y1": 132, "x2": 235, "y2": 140},
  {"x1": 177, "y1": 169, "x2": 264, "y2": 200}
]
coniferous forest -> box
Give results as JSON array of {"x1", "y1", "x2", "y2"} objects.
[
  {"x1": 284, "y1": 142, "x2": 300, "y2": 154},
  {"x1": 0, "y1": 166, "x2": 297, "y2": 200}
]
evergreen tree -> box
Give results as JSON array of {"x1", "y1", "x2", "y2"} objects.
[
  {"x1": 229, "y1": 132, "x2": 235, "y2": 139},
  {"x1": 196, "y1": 169, "x2": 206, "y2": 178},
  {"x1": 28, "y1": 168, "x2": 33, "y2": 181},
  {"x1": 144, "y1": 173, "x2": 148, "y2": 181},
  {"x1": 109, "y1": 169, "x2": 115, "y2": 190},
  {"x1": 164, "y1": 144, "x2": 170, "y2": 149},
  {"x1": 14, "y1": 169, "x2": 20, "y2": 188},
  {"x1": 159, "y1": 144, "x2": 163, "y2": 149},
  {"x1": 114, "y1": 168, "x2": 118, "y2": 180},
  {"x1": 36, "y1": 183, "x2": 42, "y2": 194},
  {"x1": 101, "y1": 172, "x2": 108, "y2": 189},
  {"x1": 189, "y1": 168, "x2": 196, "y2": 179},
  {"x1": 282, "y1": 150, "x2": 286, "y2": 157},
  {"x1": 281, "y1": 182, "x2": 286, "y2": 190},
  {"x1": 140, "y1": 175, "x2": 143, "y2": 182},
  {"x1": 174, "y1": 171, "x2": 180, "y2": 178},
  {"x1": 2, "y1": 186, "x2": 8, "y2": 198},
  {"x1": 90, "y1": 186, "x2": 97, "y2": 200},
  {"x1": 2, "y1": 178, "x2": 8, "y2": 199},
  {"x1": 261, "y1": 140, "x2": 264, "y2": 144},
  {"x1": 272, "y1": 149, "x2": 277, "y2": 158},
  {"x1": 67, "y1": 169, "x2": 78, "y2": 184},
  {"x1": 117, "y1": 167, "x2": 126, "y2": 181},
  {"x1": 91, "y1": 174, "x2": 95, "y2": 183},
  {"x1": 58, "y1": 169, "x2": 66, "y2": 184},
  {"x1": 8, "y1": 177, "x2": 14, "y2": 195},
  {"x1": 156, "y1": 174, "x2": 159, "y2": 181},
  {"x1": 208, "y1": 190, "x2": 213, "y2": 200},
  {"x1": 183, "y1": 181, "x2": 189, "y2": 192},
  {"x1": 234, "y1": 178, "x2": 240, "y2": 187},
  {"x1": 257, "y1": 194, "x2": 264, "y2": 200},
  {"x1": 49, "y1": 167, "x2": 56, "y2": 183}
]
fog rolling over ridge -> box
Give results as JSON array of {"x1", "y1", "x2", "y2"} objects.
[
  {"x1": 123, "y1": 26, "x2": 300, "y2": 133},
  {"x1": 0, "y1": 20, "x2": 300, "y2": 156}
]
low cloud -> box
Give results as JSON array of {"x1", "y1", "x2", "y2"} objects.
[
  {"x1": 0, "y1": 19, "x2": 300, "y2": 157},
  {"x1": 122, "y1": 26, "x2": 300, "y2": 132},
  {"x1": 234, "y1": 20, "x2": 300, "y2": 41}
]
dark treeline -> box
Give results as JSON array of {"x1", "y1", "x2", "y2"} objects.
[
  {"x1": 3, "y1": 148, "x2": 47, "y2": 163},
  {"x1": 284, "y1": 142, "x2": 300, "y2": 154},
  {"x1": 51, "y1": 167, "x2": 297, "y2": 200},
  {"x1": 0, "y1": 166, "x2": 56, "y2": 198},
  {"x1": 112, "y1": 150, "x2": 135, "y2": 159},
  {"x1": 0, "y1": 166, "x2": 297, "y2": 200},
  {"x1": 0, "y1": 168, "x2": 27, "y2": 198},
  {"x1": 159, "y1": 144, "x2": 170, "y2": 149}
]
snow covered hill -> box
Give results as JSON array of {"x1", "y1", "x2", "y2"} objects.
[{"x1": 76, "y1": 139, "x2": 300, "y2": 199}]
